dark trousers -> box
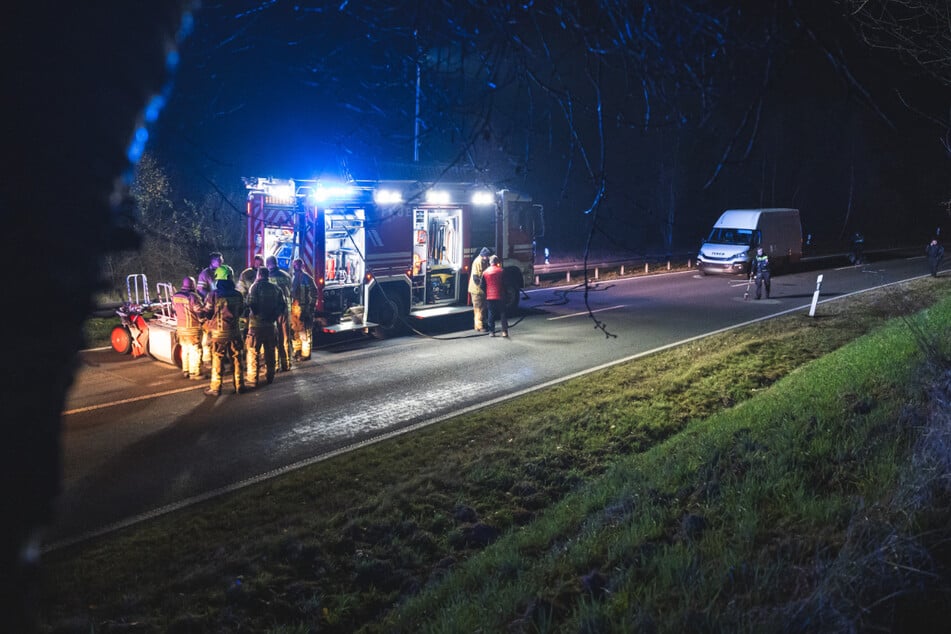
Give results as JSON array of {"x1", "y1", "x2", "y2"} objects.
[
  {"x1": 755, "y1": 271, "x2": 771, "y2": 299},
  {"x1": 486, "y1": 298, "x2": 508, "y2": 334}
]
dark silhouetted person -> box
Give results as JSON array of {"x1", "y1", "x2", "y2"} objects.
[
  {"x1": 752, "y1": 247, "x2": 771, "y2": 300},
  {"x1": 926, "y1": 238, "x2": 944, "y2": 278},
  {"x1": 245, "y1": 267, "x2": 284, "y2": 389},
  {"x1": 266, "y1": 255, "x2": 293, "y2": 371}
]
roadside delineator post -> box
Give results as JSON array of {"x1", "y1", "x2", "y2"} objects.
[
  {"x1": 809, "y1": 274, "x2": 823, "y2": 317},
  {"x1": 644, "y1": 263, "x2": 649, "y2": 273}
]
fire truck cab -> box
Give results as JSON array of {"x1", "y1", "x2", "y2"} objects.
[{"x1": 244, "y1": 176, "x2": 543, "y2": 338}]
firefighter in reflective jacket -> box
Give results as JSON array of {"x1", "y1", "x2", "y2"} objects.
[
  {"x1": 468, "y1": 247, "x2": 491, "y2": 331},
  {"x1": 266, "y1": 255, "x2": 293, "y2": 371},
  {"x1": 751, "y1": 247, "x2": 771, "y2": 300},
  {"x1": 290, "y1": 258, "x2": 318, "y2": 361},
  {"x1": 245, "y1": 266, "x2": 285, "y2": 389},
  {"x1": 200, "y1": 269, "x2": 246, "y2": 396},
  {"x1": 172, "y1": 276, "x2": 204, "y2": 380}
]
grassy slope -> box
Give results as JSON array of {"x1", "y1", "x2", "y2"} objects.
[{"x1": 42, "y1": 278, "x2": 951, "y2": 633}]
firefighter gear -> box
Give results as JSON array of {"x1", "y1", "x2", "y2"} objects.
[
  {"x1": 751, "y1": 248, "x2": 771, "y2": 300},
  {"x1": 267, "y1": 257, "x2": 294, "y2": 371},
  {"x1": 290, "y1": 260, "x2": 317, "y2": 361},
  {"x1": 468, "y1": 247, "x2": 491, "y2": 331},
  {"x1": 200, "y1": 278, "x2": 245, "y2": 395},
  {"x1": 172, "y1": 277, "x2": 204, "y2": 380},
  {"x1": 245, "y1": 271, "x2": 285, "y2": 389},
  {"x1": 196, "y1": 251, "x2": 223, "y2": 301},
  {"x1": 237, "y1": 256, "x2": 264, "y2": 299}
]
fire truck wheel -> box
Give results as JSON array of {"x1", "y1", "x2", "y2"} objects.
[
  {"x1": 110, "y1": 325, "x2": 133, "y2": 355},
  {"x1": 370, "y1": 292, "x2": 407, "y2": 339}
]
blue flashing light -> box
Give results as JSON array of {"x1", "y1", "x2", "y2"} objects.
[
  {"x1": 144, "y1": 95, "x2": 166, "y2": 123},
  {"x1": 309, "y1": 184, "x2": 356, "y2": 203},
  {"x1": 126, "y1": 125, "x2": 149, "y2": 163},
  {"x1": 166, "y1": 49, "x2": 180, "y2": 72}
]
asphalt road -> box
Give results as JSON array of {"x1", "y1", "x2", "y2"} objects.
[{"x1": 50, "y1": 252, "x2": 941, "y2": 549}]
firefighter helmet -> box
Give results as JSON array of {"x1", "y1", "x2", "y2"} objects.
[{"x1": 180, "y1": 276, "x2": 196, "y2": 291}]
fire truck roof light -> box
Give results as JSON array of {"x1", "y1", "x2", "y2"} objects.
[
  {"x1": 426, "y1": 189, "x2": 451, "y2": 205},
  {"x1": 471, "y1": 191, "x2": 495, "y2": 206},
  {"x1": 374, "y1": 189, "x2": 403, "y2": 204},
  {"x1": 310, "y1": 185, "x2": 356, "y2": 203}
]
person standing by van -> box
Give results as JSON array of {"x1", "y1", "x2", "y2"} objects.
[{"x1": 751, "y1": 247, "x2": 771, "y2": 300}]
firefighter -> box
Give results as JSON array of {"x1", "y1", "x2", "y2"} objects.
[
  {"x1": 196, "y1": 251, "x2": 224, "y2": 300},
  {"x1": 237, "y1": 253, "x2": 264, "y2": 300},
  {"x1": 171, "y1": 276, "x2": 205, "y2": 380},
  {"x1": 468, "y1": 247, "x2": 491, "y2": 332},
  {"x1": 200, "y1": 267, "x2": 246, "y2": 396},
  {"x1": 245, "y1": 266, "x2": 284, "y2": 389},
  {"x1": 751, "y1": 247, "x2": 771, "y2": 300},
  {"x1": 290, "y1": 257, "x2": 317, "y2": 361},
  {"x1": 197, "y1": 251, "x2": 224, "y2": 365},
  {"x1": 266, "y1": 255, "x2": 293, "y2": 371}
]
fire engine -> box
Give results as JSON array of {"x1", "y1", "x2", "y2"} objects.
[{"x1": 244, "y1": 175, "x2": 544, "y2": 337}]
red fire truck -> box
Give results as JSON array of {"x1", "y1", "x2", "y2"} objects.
[{"x1": 244, "y1": 175, "x2": 544, "y2": 337}]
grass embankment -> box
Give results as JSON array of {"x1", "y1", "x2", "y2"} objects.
[{"x1": 43, "y1": 279, "x2": 951, "y2": 633}]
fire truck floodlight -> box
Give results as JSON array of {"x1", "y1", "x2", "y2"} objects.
[
  {"x1": 426, "y1": 189, "x2": 451, "y2": 205},
  {"x1": 270, "y1": 184, "x2": 296, "y2": 200},
  {"x1": 471, "y1": 190, "x2": 495, "y2": 206},
  {"x1": 374, "y1": 189, "x2": 403, "y2": 204}
]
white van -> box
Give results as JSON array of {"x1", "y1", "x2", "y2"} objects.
[{"x1": 697, "y1": 208, "x2": 802, "y2": 275}]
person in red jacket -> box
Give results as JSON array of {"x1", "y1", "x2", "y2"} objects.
[{"x1": 481, "y1": 255, "x2": 509, "y2": 337}]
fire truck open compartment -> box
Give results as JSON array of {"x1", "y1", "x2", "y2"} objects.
[
  {"x1": 411, "y1": 206, "x2": 463, "y2": 308},
  {"x1": 321, "y1": 207, "x2": 367, "y2": 326}
]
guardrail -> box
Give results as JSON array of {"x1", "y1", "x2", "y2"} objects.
[
  {"x1": 532, "y1": 253, "x2": 696, "y2": 284},
  {"x1": 530, "y1": 245, "x2": 921, "y2": 286}
]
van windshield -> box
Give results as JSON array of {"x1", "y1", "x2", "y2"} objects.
[{"x1": 706, "y1": 228, "x2": 753, "y2": 246}]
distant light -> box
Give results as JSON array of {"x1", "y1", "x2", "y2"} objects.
[
  {"x1": 374, "y1": 189, "x2": 403, "y2": 204},
  {"x1": 426, "y1": 190, "x2": 450, "y2": 205},
  {"x1": 471, "y1": 191, "x2": 495, "y2": 206}
]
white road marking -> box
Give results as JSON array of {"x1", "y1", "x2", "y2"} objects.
[{"x1": 547, "y1": 304, "x2": 627, "y2": 320}]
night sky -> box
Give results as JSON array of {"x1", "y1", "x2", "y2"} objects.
[{"x1": 149, "y1": 1, "x2": 950, "y2": 254}]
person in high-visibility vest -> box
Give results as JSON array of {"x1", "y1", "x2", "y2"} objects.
[{"x1": 468, "y1": 247, "x2": 491, "y2": 332}]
